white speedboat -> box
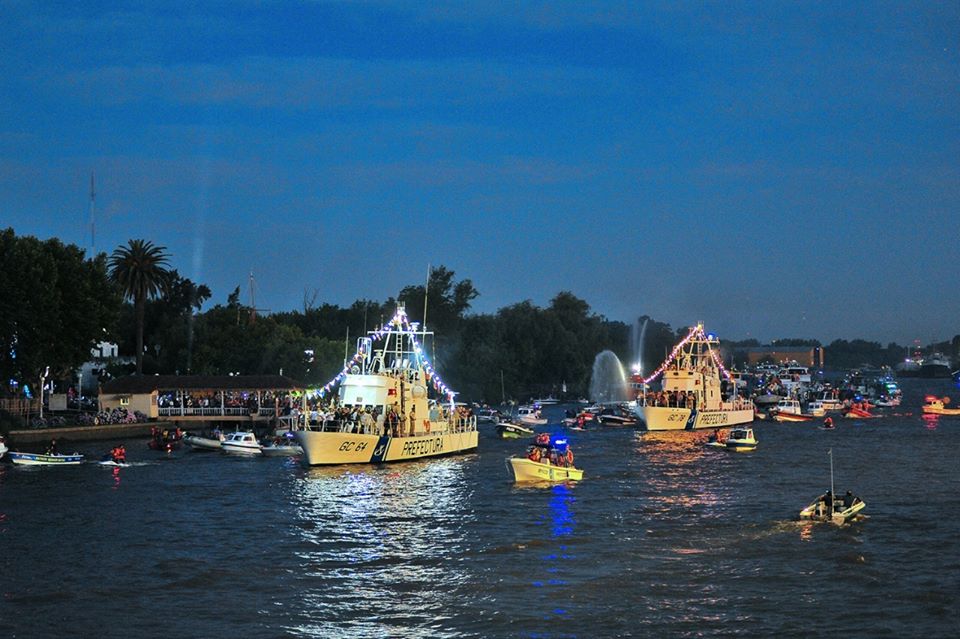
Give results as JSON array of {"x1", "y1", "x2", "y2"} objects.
[
  {"x1": 517, "y1": 405, "x2": 548, "y2": 426},
  {"x1": 221, "y1": 431, "x2": 262, "y2": 456},
  {"x1": 183, "y1": 430, "x2": 226, "y2": 451},
  {"x1": 634, "y1": 324, "x2": 754, "y2": 431},
  {"x1": 294, "y1": 304, "x2": 478, "y2": 465}
]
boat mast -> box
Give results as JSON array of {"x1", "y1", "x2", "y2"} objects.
[{"x1": 829, "y1": 448, "x2": 835, "y2": 497}]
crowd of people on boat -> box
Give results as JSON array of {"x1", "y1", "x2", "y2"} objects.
[
  {"x1": 525, "y1": 433, "x2": 575, "y2": 467},
  {"x1": 301, "y1": 401, "x2": 476, "y2": 436}
]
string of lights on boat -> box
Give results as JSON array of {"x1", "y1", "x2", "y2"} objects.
[
  {"x1": 637, "y1": 324, "x2": 733, "y2": 385},
  {"x1": 312, "y1": 307, "x2": 458, "y2": 404}
]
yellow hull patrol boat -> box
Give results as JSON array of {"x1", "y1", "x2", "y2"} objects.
[
  {"x1": 633, "y1": 324, "x2": 754, "y2": 431},
  {"x1": 295, "y1": 305, "x2": 477, "y2": 465}
]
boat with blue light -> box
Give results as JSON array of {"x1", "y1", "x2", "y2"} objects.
[{"x1": 508, "y1": 433, "x2": 582, "y2": 482}]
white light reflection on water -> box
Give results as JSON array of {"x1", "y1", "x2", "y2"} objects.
[{"x1": 284, "y1": 458, "x2": 476, "y2": 638}]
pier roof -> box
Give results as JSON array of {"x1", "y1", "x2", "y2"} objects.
[{"x1": 100, "y1": 375, "x2": 304, "y2": 394}]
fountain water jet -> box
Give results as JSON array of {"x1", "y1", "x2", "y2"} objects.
[{"x1": 589, "y1": 351, "x2": 630, "y2": 404}]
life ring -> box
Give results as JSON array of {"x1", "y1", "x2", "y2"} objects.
[
  {"x1": 566, "y1": 449, "x2": 574, "y2": 465},
  {"x1": 423, "y1": 419, "x2": 430, "y2": 433}
]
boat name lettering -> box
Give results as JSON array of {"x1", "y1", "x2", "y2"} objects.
[
  {"x1": 338, "y1": 441, "x2": 369, "y2": 452},
  {"x1": 401, "y1": 437, "x2": 444, "y2": 457},
  {"x1": 666, "y1": 412, "x2": 687, "y2": 422},
  {"x1": 699, "y1": 413, "x2": 729, "y2": 426}
]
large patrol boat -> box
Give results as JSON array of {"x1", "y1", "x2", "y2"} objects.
[
  {"x1": 632, "y1": 324, "x2": 754, "y2": 431},
  {"x1": 294, "y1": 306, "x2": 477, "y2": 465}
]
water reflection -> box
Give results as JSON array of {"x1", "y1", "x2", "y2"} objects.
[{"x1": 286, "y1": 459, "x2": 476, "y2": 638}]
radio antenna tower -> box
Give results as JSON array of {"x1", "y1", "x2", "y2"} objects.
[{"x1": 89, "y1": 172, "x2": 96, "y2": 251}]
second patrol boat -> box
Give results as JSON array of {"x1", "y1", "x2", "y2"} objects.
[{"x1": 632, "y1": 324, "x2": 754, "y2": 431}]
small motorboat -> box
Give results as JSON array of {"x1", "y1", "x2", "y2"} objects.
[
  {"x1": 798, "y1": 449, "x2": 865, "y2": 525},
  {"x1": 703, "y1": 429, "x2": 727, "y2": 448},
  {"x1": 508, "y1": 434, "x2": 582, "y2": 482},
  {"x1": 183, "y1": 430, "x2": 226, "y2": 451},
  {"x1": 9, "y1": 451, "x2": 84, "y2": 466},
  {"x1": 496, "y1": 421, "x2": 534, "y2": 439},
  {"x1": 596, "y1": 405, "x2": 640, "y2": 427},
  {"x1": 260, "y1": 434, "x2": 303, "y2": 457},
  {"x1": 772, "y1": 411, "x2": 816, "y2": 423},
  {"x1": 921, "y1": 396, "x2": 960, "y2": 416},
  {"x1": 148, "y1": 427, "x2": 183, "y2": 452},
  {"x1": 517, "y1": 405, "x2": 548, "y2": 426},
  {"x1": 800, "y1": 491, "x2": 866, "y2": 524},
  {"x1": 725, "y1": 427, "x2": 757, "y2": 452},
  {"x1": 221, "y1": 431, "x2": 262, "y2": 455},
  {"x1": 843, "y1": 407, "x2": 879, "y2": 419}
]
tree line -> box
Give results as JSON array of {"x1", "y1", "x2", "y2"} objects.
[{"x1": 1, "y1": 229, "x2": 957, "y2": 404}]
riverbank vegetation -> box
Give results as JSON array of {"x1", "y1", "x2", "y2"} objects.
[{"x1": 1, "y1": 229, "x2": 957, "y2": 403}]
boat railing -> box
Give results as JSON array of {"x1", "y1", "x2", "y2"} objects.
[{"x1": 159, "y1": 406, "x2": 252, "y2": 417}]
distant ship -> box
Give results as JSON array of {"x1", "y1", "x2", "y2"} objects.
[
  {"x1": 918, "y1": 354, "x2": 953, "y2": 379},
  {"x1": 632, "y1": 324, "x2": 754, "y2": 431}
]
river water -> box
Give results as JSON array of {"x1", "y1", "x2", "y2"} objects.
[{"x1": 2, "y1": 379, "x2": 959, "y2": 638}]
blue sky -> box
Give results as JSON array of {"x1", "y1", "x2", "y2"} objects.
[{"x1": 2, "y1": 1, "x2": 958, "y2": 345}]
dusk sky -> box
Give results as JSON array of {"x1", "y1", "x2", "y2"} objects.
[{"x1": 2, "y1": 1, "x2": 958, "y2": 346}]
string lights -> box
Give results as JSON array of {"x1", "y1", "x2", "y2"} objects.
[
  {"x1": 639, "y1": 324, "x2": 732, "y2": 384},
  {"x1": 313, "y1": 307, "x2": 459, "y2": 404}
]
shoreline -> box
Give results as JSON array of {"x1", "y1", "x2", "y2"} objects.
[{"x1": 4, "y1": 422, "x2": 177, "y2": 446}]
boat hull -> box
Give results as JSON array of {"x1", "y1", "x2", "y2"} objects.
[
  {"x1": 221, "y1": 444, "x2": 262, "y2": 456},
  {"x1": 800, "y1": 498, "x2": 866, "y2": 524},
  {"x1": 294, "y1": 429, "x2": 478, "y2": 466},
  {"x1": 640, "y1": 406, "x2": 754, "y2": 431},
  {"x1": 922, "y1": 407, "x2": 960, "y2": 416},
  {"x1": 260, "y1": 445, "x2": 303, "y2": 457},
  {"x1": 9, "y1": 452, "x2": 84, "y2": 465},
  {"x1": 508, "y1": 457, "x2": 582, "y2": 482},
  {"x1": 772, "y1": 413, "x2": 815, "y2": 423},
  {"x1": 183, "y1": 435, "x2": 223, "y2": 450}
]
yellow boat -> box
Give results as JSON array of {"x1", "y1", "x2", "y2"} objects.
[
  {"x1": 508, "y1": 457, "x2": 583, "y2": 482},
  {"x1": 922, "y1": 396, "x2": 960, "y2": 416}
]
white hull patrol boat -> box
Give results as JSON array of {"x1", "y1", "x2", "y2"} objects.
[
  {"x1": 633, "y1": 324, "x2": 754, "y2": 431},
  {"x1": 295, "y1": 305, "x2": 478, "y2": 465}
]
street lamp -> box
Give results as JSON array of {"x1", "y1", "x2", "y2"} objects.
[{"x1": 39, "y1": 366, "x2": 50, "y2": 419}]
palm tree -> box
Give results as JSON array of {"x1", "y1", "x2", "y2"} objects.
[{"x1": 109, "y1": 239, "x2": 172, "y2": 374}]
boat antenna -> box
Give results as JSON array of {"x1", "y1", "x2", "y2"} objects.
[
  {"x1": 422, "y1": 263, "x2": 431, "y2": 332},
  {"x1": 89, "y1": 172, "x2": 96, "y2": 251},
  {"x1": 828, "y1": 448, "x2": 835, "y2": 497}
]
